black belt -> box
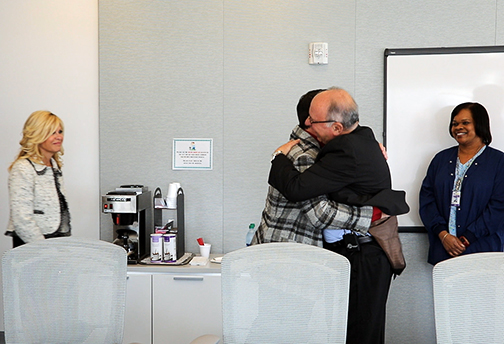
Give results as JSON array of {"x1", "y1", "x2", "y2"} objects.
[
  {"x1": 324, "y1": 235, "x2": 374, "y2": 250},
  {"x1": 357, "y1": 235, "x2": 373, "y2": 244}
]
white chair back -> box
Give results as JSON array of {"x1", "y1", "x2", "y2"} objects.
[
  {"x1": 220, "y1": 242, "x2": 350, "y2": 344},
  {"x1": 433, "y1": 252, "x2": 504, "y2": 344},
  {"x1": 2, "y1": 237, "x2": 127, "y2": 344}
]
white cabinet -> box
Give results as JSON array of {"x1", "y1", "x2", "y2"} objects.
[
  {"x1": 124, "y1": 261, "x2": 222, "y2": 344},
  {"x1": 152, "y1": 273, "x2": 222, "y2": 344},
  {"x1": 123, "y1": 273, "x2": 152, "y2": 344}
]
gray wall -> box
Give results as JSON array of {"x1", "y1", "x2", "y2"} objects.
[{"x1": 99, "y1": 1, "x2": 504, "y2": 343}]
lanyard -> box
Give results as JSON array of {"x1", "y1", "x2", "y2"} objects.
[
  {"x1": 448, "y1": 146, "x2": 486, "y2": 235},
  {"x1": 453, "y1": 146, "x2": 486, "y2": 195}
]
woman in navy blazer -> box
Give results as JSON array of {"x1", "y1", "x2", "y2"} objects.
[{"x1": 420, "y1": 102, "x2": 504, "y2": 265}]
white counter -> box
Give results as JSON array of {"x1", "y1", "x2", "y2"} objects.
[{"x1": 127, "y1": 254, "x2": 222, "y2": 274}]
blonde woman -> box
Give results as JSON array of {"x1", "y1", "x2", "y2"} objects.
[{"x1": 6, "y1": 111, "x2": 71, "y2": 247}]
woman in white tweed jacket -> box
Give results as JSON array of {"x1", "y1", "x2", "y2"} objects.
[{"x1": 6, "y1": 111, "x2": 71, "y2": 247}]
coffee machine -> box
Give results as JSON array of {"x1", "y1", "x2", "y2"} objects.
[{"x1": 102, "y1": 185, "x2": 153, "y2": 263}]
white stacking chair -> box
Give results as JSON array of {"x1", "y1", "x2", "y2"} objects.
[
  {"x1": 192, "y1": 242, "x2": 351, "y2": 344},
  {"x1": 2, "y1": 237, "x2": 127, "y2": 344},
  {"x1": 432, "y1": 252, "x2": 504, "y2": 344}
]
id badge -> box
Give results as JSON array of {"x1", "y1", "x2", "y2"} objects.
[{"x1": 451, "y1": 191, "x2": 461, "y2": 206}]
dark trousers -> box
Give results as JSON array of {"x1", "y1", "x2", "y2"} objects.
[
  {"x1": 11, "y1": 231, "x2": 70, "y2": 248},
  {"x1": 324, "y1": 239, "x2": 393, "y2": 344},
  {"x1": 12, "y1": 234, "x2": 25, "y2": 248}
]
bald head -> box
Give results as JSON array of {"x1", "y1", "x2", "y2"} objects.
[
  {"x1": 310, "y1": 88, "x2": 359, "y2": 129},
  {"x1": 305, "y1": 87, "x2": 359, "y2": 144}
]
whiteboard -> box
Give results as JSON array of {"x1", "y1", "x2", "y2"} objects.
[{"x1": 384, "y1": 46, "x2": 504, "y2": 231}]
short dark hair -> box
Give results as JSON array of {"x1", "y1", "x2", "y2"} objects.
[
  {"x1": 297, "y1": 89, "x2": 325, "y2": 129},
  {"x1": 449, "y1": 102, "x2": 492, "y2": 145}
]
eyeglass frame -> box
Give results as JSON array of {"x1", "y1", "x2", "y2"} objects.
[{"x1": 308, "y1": 115, "x2": 337, "y2": 125}]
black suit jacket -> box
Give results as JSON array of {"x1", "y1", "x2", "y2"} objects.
[{"x1": 269, "y1": 125, "x2": 409, "y2": 215}]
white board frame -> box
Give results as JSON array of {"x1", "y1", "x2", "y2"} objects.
[{"x1": 384, "y1": 46, "x2": 504, "y2": 231}]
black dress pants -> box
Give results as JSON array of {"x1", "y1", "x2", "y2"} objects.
[
  {"x1": 324, "y1": 239, "x2": 393, "y2": 344},
  {"x1": 12, "y1": 234, "x2": 25, "y2": 248}
]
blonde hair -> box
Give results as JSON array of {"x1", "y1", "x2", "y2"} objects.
[{"x1": 9, "y1": 111, "x2": 64, "y2": 171}]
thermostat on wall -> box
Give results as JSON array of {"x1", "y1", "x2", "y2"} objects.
[{"x1": 308, "y1": 42, "x2": 328, "y2": 65}]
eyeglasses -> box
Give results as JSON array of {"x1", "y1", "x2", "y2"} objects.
[{"x1": 308, "y1": 115, "x2": 337, "y2": 125}]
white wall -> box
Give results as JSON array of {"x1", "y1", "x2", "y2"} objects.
[{"x1": 0, "y1": 0, "x2": 99, "y2": 331}]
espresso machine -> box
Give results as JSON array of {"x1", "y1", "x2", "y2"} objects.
[{"x1": 102, "y1": 185, "x2": 153, "y2": 263}]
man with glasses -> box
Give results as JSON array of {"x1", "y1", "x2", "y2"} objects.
[
  {"x1": 268, "y1": 87, "x2": 408, "y2": 344},
  {"x1": 252, "y1": 89, "x2": 374, "y2": 247}
]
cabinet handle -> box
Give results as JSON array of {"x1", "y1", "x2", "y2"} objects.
[{"x1": 173, "y1": 276, "x2": 204, "y2": 281}]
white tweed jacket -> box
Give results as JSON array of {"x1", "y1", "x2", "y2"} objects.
[{"x1": 7, "y1": 158, "x2": 68, "y2": 243}]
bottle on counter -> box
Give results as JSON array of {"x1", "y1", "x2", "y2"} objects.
[{"x1": 246, "y1": 223, "x2": 256, "y2": 246}]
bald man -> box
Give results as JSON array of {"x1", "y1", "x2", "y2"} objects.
[
  {"x1": 253, "y1": 89, "x2": 373, "y2": 247},
  {"x1": 269, "y1": 87, "x2": 408, "y2": 344}
]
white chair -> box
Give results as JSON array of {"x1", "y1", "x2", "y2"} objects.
[
  {"x1": 192, "y1": 242, "x2": 351, "y2": 344},
  {"x1": 432, "y1": 252, "x2": 504, "y2": 344},
  {"x1": 2, "y1": 236, "x2": 127, "y2": 344}
]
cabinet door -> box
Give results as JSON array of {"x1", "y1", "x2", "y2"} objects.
[
  {"x1": 152, "y1": 273, "x2": 222, "y2": 344},
  {"x1": 124, "y1": 273, "x2": 152, "y2": 344}
]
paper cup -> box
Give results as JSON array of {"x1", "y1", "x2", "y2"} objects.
[
  {"x1": 199, "y1": 243, "x2": 211, "y2": 258},
  {"x1": 166, "y1": 182, "x2": 181, "y2": 209}
]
